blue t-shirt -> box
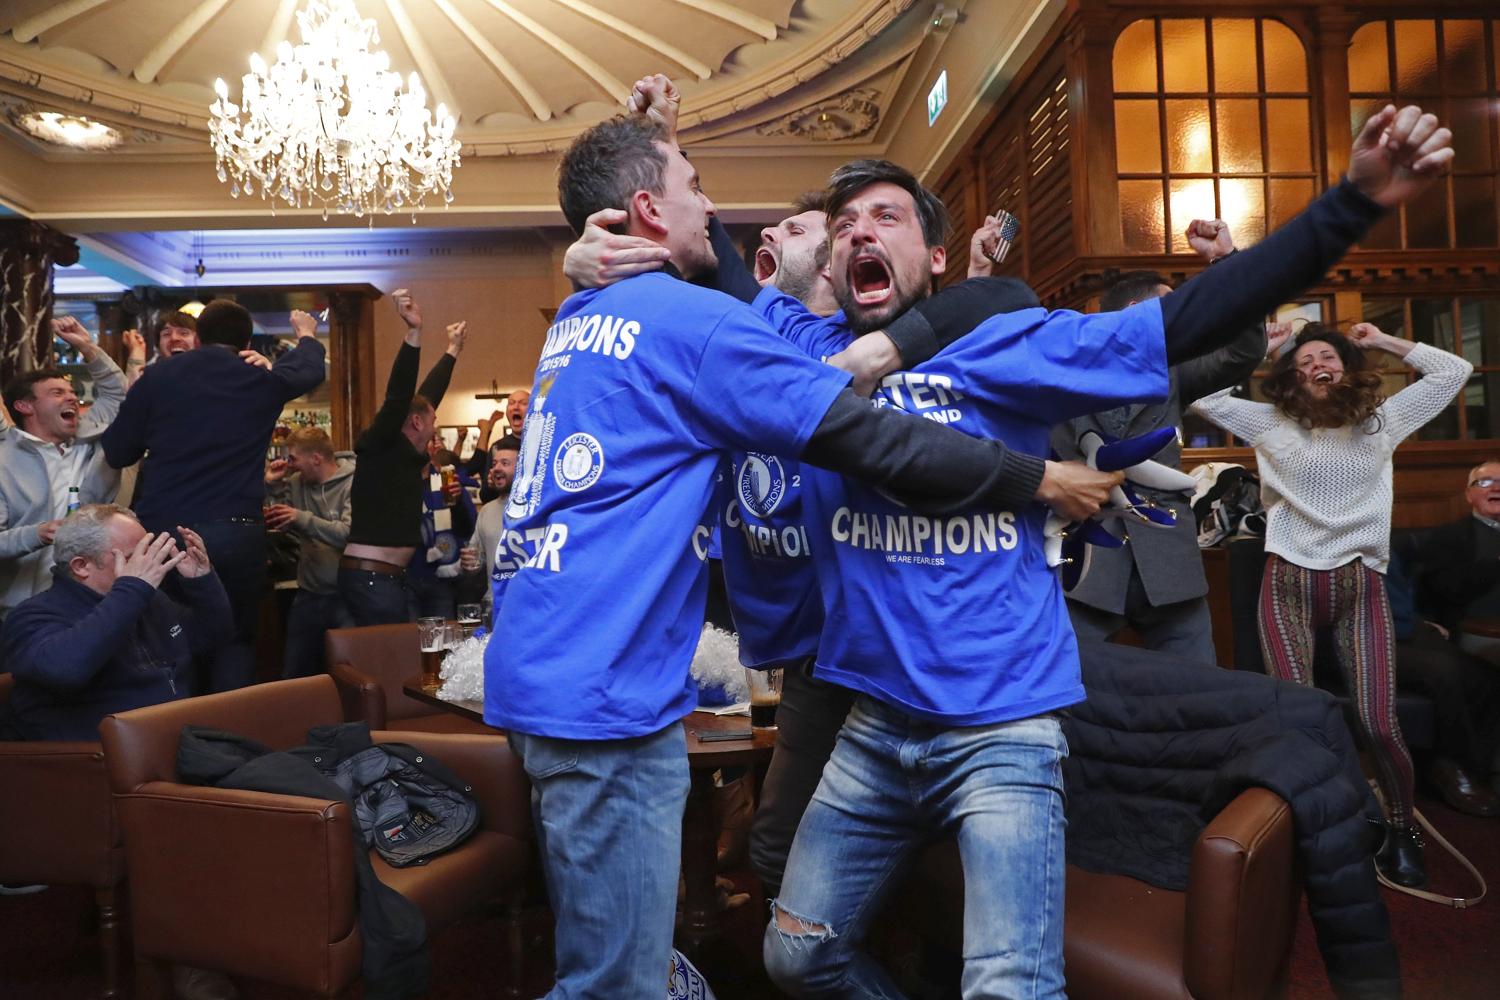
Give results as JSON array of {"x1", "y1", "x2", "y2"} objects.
[
  {"x1": 718, "y1": 289, "x2": 854, "y2": 669},
  {"x1": 802, "y1": 298, "x2": 1169, "y2": 726},
  {"x1": 484, "y1": 273, "x2": 851, "y2": 739}
]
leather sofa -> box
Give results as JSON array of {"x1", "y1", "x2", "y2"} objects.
[
  {"x1": 895, "y1": 786, "x2": 1300, "y2": 999},
  {"x1": 0, "y1": 673, "x2": 126, "y2": 998},
  {"x1": 326, "y1": 623, "x2": 495, "y2": 735},
  {"x1": 98, "y1": 675, "x2": 531, "y2": 998}
]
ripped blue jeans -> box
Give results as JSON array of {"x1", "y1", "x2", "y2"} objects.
[{"x1": 763, "y1": 696, "x2": 1067, "y2": 999}]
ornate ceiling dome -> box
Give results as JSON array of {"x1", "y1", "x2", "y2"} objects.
[{"x1": 0, "y1": 0, "x2": 923, "y2": 154}]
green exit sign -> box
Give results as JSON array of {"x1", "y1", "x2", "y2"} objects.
[{"x1": 927, "y1": 70, "x2": 948, "y2": 126}]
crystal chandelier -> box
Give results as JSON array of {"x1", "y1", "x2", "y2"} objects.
[{"x1": 208, "y1": 0, "x2": 460, "y2": 219}]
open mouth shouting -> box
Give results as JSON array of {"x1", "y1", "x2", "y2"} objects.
[
  {"x1": 1312, "y1": 372, "x2": 1335, "y2": 384},
  {"x1": 754, "y1": 246, "x2": 778, "y2": 283},
  {"x1": 59, "y1": 406, "x2": 78, "y2": 423},
  {"x1": 849, "y1": 252, "x2": 894, "y2": 308}
]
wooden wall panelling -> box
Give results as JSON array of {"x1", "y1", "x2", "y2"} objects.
[
  {"x1": 935, "y1": 158, "x2": 975, "y2": 288},
  {"x1": 327, "y1": 288, "x2": 379, "y2": 452}
]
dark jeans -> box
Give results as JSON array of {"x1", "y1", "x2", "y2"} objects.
[
  {"x1": 338, "y1": 568, "x2": 410, "y2": 626},
  {"x1": 748, "y1": 658, "x2": 857, "y2": 897},
  {"x1": 1398, "y1": 622, "x2": 1500, "y2": 775},
  {"x1": 283, "y1": 590, "x2": 347, "y2": 679},
  {"x1": 406, "y1": 574, "x2": 457, "y2": 621},
  {"x1": 186, "y1": 519, "x2": 266, "y2": 693}
]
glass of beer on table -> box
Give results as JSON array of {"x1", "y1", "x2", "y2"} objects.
[
  {"x1": 418, "y1": 616, "x2": 446, "y2": 693},
  {"x1": 747, "y1": 668, "x2": 782, "y2": 730}
]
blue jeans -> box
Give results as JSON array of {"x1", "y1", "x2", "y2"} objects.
[
  {"x1": 282, "y1": 590, "x2": 346, "y2": 679},
  {"x1": 338, "y1": 568, "x2": 410, "y2": 626},
  {"x1": 764, "y1": 697, "x2": 1068, "y2": 1000},
  {"x1": 508, "y1": 724, "x2": 690, "y2": 1000}
]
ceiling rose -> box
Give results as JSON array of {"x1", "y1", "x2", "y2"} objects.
[
  {"x1": 15, "y1": 110, "x2": 123, "y2": 150},
  {"x1": 208, "y1": 0, "x2": 460, "y2": 219}
]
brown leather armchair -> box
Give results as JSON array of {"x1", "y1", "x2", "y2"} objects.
[
  {"x1": 326, "y1": 624, "x2": 495, "y2": 735},
  {"x1": 897, "y1": 787, "x2": 1299, "y2": 1000},
  {"x1": 0, "y1": 673, "x2": 126, "y2": 998},
  {"x1": 98, "y1": 675, "x2": 532, "y2": 998}
]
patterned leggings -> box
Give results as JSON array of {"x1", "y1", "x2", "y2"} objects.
[{"x1": 1258, "y1": 554, "x2": 1415, "y2": 829}]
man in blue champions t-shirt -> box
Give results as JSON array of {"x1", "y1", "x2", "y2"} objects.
[
  {"x1": 759, "y1": 106, "x2": 1456, "y2": 995},
  {"x1": 488, "y1": 114, "x2": 1097, "y2": 1000}
]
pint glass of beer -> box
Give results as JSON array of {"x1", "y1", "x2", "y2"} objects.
[
  {"x1": 747, "y1": 668, "x2": 782, "y2": 730},
  {"x1": 418, "y1": 616, "x2": 446, "y2": 693}
]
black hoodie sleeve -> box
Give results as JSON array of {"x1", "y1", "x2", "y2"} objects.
[{"x1": 798, "y1": 388, "x2": 1045, "y2": 515}]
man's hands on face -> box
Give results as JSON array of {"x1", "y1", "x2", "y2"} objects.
[
  {"x1": 564, "y1": 208, "x2": 672, "y2": 288},
  {"x1": 826, "y1": 334, "x2": 901, "y2": 398},
  {"x1": 445, "y1": 320, "x2": 468, "y2": 357},
  {"x1": 1036, "y1": 461, "x2": 1125, "y2": 523},
  {"x1": 265, "y1": 458, "x2": 288, "y2": 486},
  {"x1": 627, "y1": 74, "x2": 680, "y2": 143},
  {"x1": 114, "y1": 532, "x2": 186, "y2": 589},
  {"x1": 392, "y1": 288, "x2": 422, "y2": 331},
  {"x1": 1348, "y1": 104, "x2": 1454, "y2": 209},
  {"x1": 175, "y1": 526, "x2": 213, "y2": 578},
  {"x1": 52, "y1": 316, "x2": 96, "y2": 361},
  {"x1": 1184, "y1": 219, "x2": 1235, "y2": 262},
  {"x1": 38, "y1": 519, "x2": 63, "y2": 545},
  {"x1": 263, "y1": 504, "x2": 299, "y2": 532}
]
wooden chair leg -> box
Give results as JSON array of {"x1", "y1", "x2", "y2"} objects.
[{"x1": 95, "y1": 885, "x2": 123, "y2": 999}]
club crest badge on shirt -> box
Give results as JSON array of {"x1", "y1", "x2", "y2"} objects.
[
  {"x1": 553, "y1": 433, "x2": 604, "y2": 493},
  {"x1": 736, "y1": 453, "x2": 787, "y2": 519}
]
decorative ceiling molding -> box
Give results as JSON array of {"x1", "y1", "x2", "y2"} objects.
[
  {"x1": 0, "y1": 1, "x2": 927, "y2": 156},
  {"x1": 755, "y1": 87, "x2": 881, "y2": 141},
  {"x1": 0, "y1": 93, "x2": 174, "y2": 153}
]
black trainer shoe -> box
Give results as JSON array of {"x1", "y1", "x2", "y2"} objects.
[{"x1": 1376, "y1": 825, "x2": 1427, "y2": 889}]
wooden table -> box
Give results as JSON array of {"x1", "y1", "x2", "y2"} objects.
[{"x1": 401, "y1": 679, "x2": 775, "y2": 957}]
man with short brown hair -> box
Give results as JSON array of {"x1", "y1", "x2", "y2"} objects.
[
  {"x1": 265, "y1": 426, "x2": 355, "y2": 677},
  {"x1": 0, "y1": 317, "x2": 126, "y2": 622}
]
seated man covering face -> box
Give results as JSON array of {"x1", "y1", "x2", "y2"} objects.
[{"x1": 1, "y1": 505, "x2": 230, "y2": 741}]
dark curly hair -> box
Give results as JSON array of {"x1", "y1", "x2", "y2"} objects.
[{"x1": 1261, "y1": 324, "x2": 1386, "y2": 431}]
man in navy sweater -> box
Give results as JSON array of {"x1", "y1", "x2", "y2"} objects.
[
  {"x1": 102, "y1": 301, "x2": 325, "y2": 692},
  {"x1": 0, "y1": 505, "x2": 230, "y2": 741}
]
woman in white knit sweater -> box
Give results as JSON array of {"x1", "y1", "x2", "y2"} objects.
[{"x1": 1192, "y1": 322, "x2": 1471, "y2": 888}]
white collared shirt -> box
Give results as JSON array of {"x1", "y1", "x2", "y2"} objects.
[{"x1": 15, "y1": 429, "x2": 88, "y2": 518}]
